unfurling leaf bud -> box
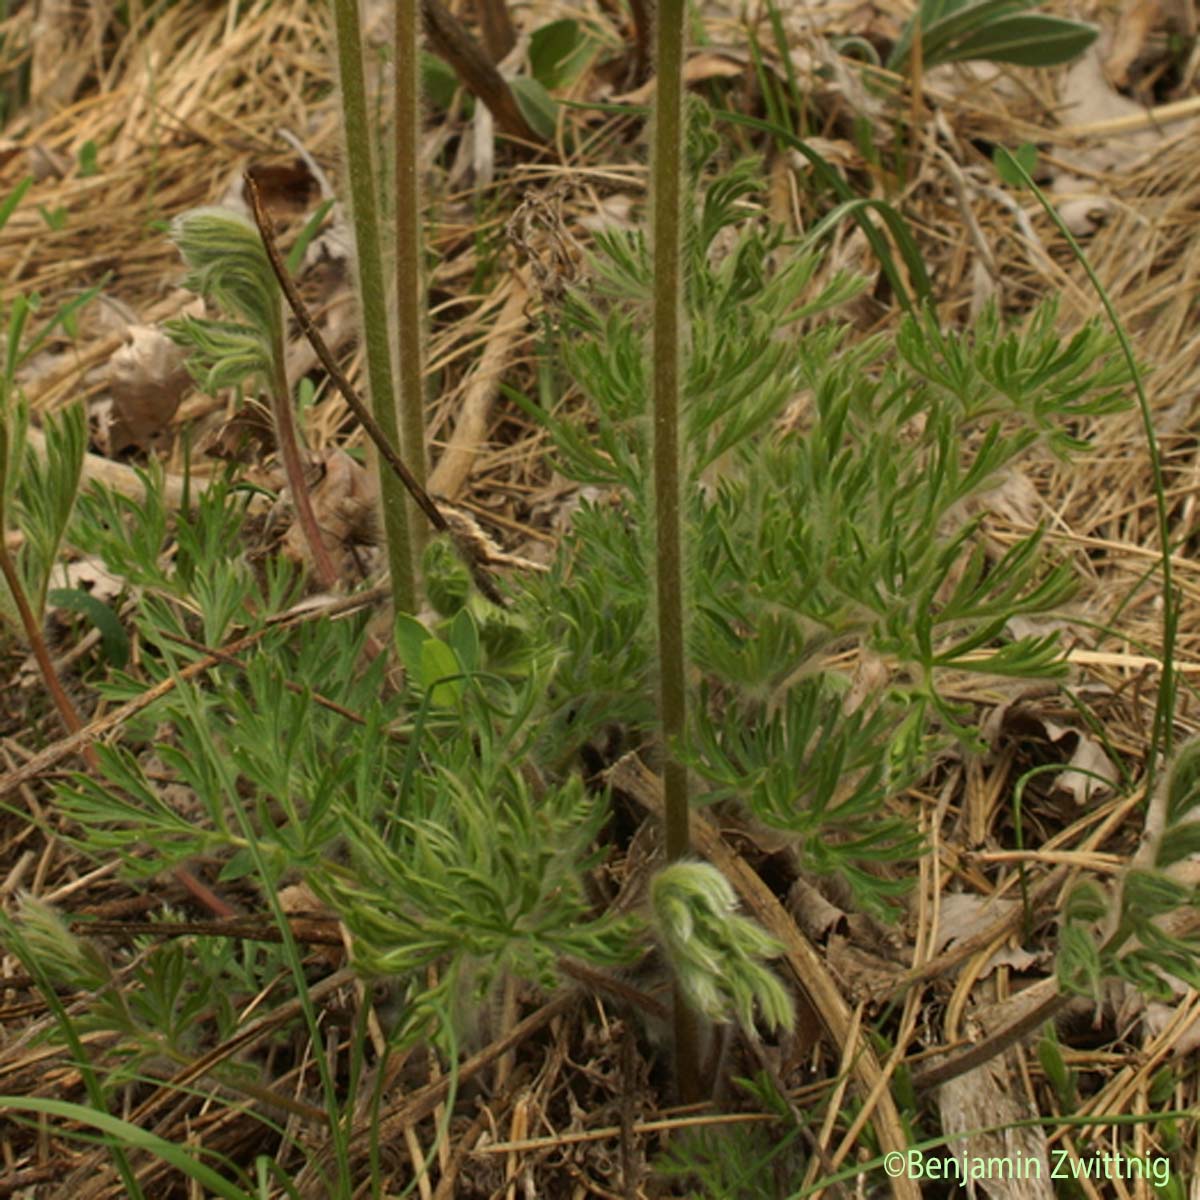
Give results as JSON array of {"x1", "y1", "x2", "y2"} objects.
[{"x1": 651, "y1": 860, "x2": 794, "y2": 1034}]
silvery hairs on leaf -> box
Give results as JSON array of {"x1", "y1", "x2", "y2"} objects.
[
  {"x1": 167, "y1": 207, "x2": 283, "y2": 390},
  {"x1": 170, "y1": 207, "x2": 282, "y2": 341},
  {"x1": 651, "y1": 860, "x2": 794, "y2": 1034}
]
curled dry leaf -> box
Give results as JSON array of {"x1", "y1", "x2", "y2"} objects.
[
  {"x1": 278, "y1": 880, "x2": 344, "y2": 969},
  {"x1": 824, "y1": 935, "x2": 905, "y2": 1005},
  {"x1": 982, "y1": 703, "x2": 1118, "y2": 806},
  {"x1": 934, "y1": 894, "x2": 1042, "y2": 979},
  {"x1": 787, "y1": 875, "x2": 848, "y2": 942},
  {"x1": 1052, "y1": 189, "x2": 1117, "y2": 237},
  {"x1": 48, "y1": 556, "x2": 126, "y2": 605},
  {"x1": 1057, "y1": 46, "x2": 1166, "y2": 172},
  {"x1": 1052, "y1": 723, "x2": 1119, "y2": 806},
  {"x1": 279, "y1": 448, "x2": 380, "y2": 576},
  {"x1": 244, "y1": 158, "x2": 322, "y2": 218},
  {"x1": 612, "y1": 50, "x2": 746, "y2": 104},
  {"x1": 436, "y1": 500, "x2": 548, "y2": 573},
  {"x1": 29, "y1": 0, "x2": 92, "y2": 119},
  {"x1": 934, "y1": 894, "x2": 1023, "y2": 956},
  {"x1": 578, "y1": 193, "x2": 636, "y2": 234},
  {"x1": 787, "y1": 137, "x2": 861, "y2": 177},
  {"x1": 1106, "y1": 0, "x2": 1159, "y2": 85},
  {"x1": 842, "y1": 649, "x2": 890, "y2": 717},
  {"x1": 106, "y1": 325, "x2": 192, "y2": 455},
  {"x1": 1137, "y1": 997, "x2": 1200, "y2": 1057},
  {"x1": 971, "y1": 469, "x2": 1041, "y2": 528}
]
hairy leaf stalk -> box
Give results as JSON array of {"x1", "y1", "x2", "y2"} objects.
[
  {"x1": 266, "y1": 325, "x2": 340, "y2": 591},
  {"x1": 0, "y1": 537, "x2": 98, "y2": 772},
  {"x1": 332, "y1": 0, "x2": 418, "y2": 611},
  {"x1": 651, "y1": 0, "x2": 702, "y2": 1102}
]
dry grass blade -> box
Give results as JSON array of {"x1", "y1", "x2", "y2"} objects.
[{"x1": 3, "y1": 0, "x2": 1200, "y2": 1192}]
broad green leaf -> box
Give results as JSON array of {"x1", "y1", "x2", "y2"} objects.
[
  {"x1": 448, "y1": 606, "x2": 480, "y2": 674},
  {"x1": 887, "y1": 0, "x2": 1024, "y2": 69},
  {"x1": 917, "y1": 0, "x2": 1033, "y2": 63},
  {"x1": 422, "y1": 52, "x2": 461, "y2": 111},
  {"x1": 78, "y1": 140, "x2": 99, "y2": 177},
  {"x1": 420, "y1": 636, "x2": 463, "y2": 706},
  {"x1": 940, "y1": 14, "x2": 1098, "y2": 65},
  {"x1": 530, "y1": 19, "x2": 597, "y2": 90},
  {"x1": 47, "y1": 587, "x2": 130, "y2": 668},
  {"x1": 0, "y1": 178, "x2": 32, "y2": 233},
  {"x1": 993, "y1": 142, "x2": 1038, "y2": 187},
  {"x1": 217, "y1": 846, "x2": 258, "y2": 882},
  {"x1": 510, "y1": 76, "x2": 558, "y2": 140},
  {"x1": 394, "y1": 612, "x2": 432, "y2": 675}
]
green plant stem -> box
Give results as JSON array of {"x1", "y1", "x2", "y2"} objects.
[
  {"x1": 332, "y1": 0, "x2": 418, "y2": 612},
  {"x1": 396, "y1": 0, "x2": 430, "y2": 564},
  {"x1": 0, "y1": 536, "x2": 238, "y2": 919},
  {"x1": 651, "y1": 0, "x2": 688, "y2": 875},
  {"x1": 1000, "y1": 150, "x2": 1175, "y2": 784},
  {"x1": 267, "y1": 338, "x2": 340, "y2": 591},
  {"x1": 0, "y1": 538, "x2": 99, "y2": 773},
  {"x1": 651, "y1": 0, "x2": 701, "y2": 1104},
  {"x1": 245, "y1": 178, "x2": 507, "y2": 606},
  {"x1": 0, "y1": 924, "x2": 145, "y2": 1197}
]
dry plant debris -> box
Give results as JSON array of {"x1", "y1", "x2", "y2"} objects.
[{"x1": 1, "y1": 0, "x2": 1199, "y2": 1195}]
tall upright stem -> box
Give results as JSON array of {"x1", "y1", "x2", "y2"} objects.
[
  {"x1": 395, "y1": 0, "x2": 430, "y2": 563},
  {"x1": 650, "y1": 0, "x2": 701, "y2": 1102},
  {"x1": 331, "y1": 0, "x2": 418, "y2": 612}
]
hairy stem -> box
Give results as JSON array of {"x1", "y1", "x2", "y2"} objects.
[
  {"x1": 0, "y1": 541, "x2": 236, "y2": 918},
  {"x1": 245, "y1": 178, "x2": 507, "y2": 607},
  {"x1": 266, "y1": 328, "x2": 340, "y2": 590},
  {"x1": 332, "y1": 0, "x2": 418, "y2": 611},
  {"x1": 0, "y1": 539, "x2": 99, "y2": 773},
  {"x1": 396, "y1": 0, "x2": 430, "y2": 564},
  {"x1": 650, "y1": 0, "x2": 701, "y2": 1103}
]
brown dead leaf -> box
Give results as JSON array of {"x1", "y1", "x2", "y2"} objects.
[
  {"x1": 578, "y1": 193, "x2": 637, "y2": 235},
  {"x1": 244, "y1": 158, "x2": 322, "y2": 218},
  {"x1": 202, "y1": 400, "x2": 277, "y2": 462},
  {"x1": 105, "y1": 325, "x2": 192, "y2": 455},
  {"x1": 1051, "y1": 721, "x2": 1119, "y2": 806},
  {"x1": 982, "y1": 704, "x2": 1117, "y2": 806},
  {"x1": 1054, "y1": 192, "x2": 1117, "y2": 237},
  {"x1": 787, "y1": 137, "x2": 862, "y2": 177},
  {"x1": 934, "y1": 894, "x2": 1042, "y2": 979},
  {"x1": 30, "y1": 0, "x2": 93, "y2": 120},
  {"x1": 972, "y1": 469, "x2": 1041, "y2": 528},
  {"x1": 1105, "y1": 0, "x2": 1163, "y2": 88},
  {"x1": 842, "y1": 649, "x2": 891, "y2": 717},
  {"x1": 825, "y1": 935, "x2": 905, "y2": 1005},
  {"x1": 1057, "y1": 47, "x2": 1164, "y2": 174},
  {"x1": 48, "y1": 556, "x2": 126, "y2": 605},
  {"x1": 279, "y1": 448, "x2": 380, "y2": 576},
  {"x1": 278, "y1": 881, "x2": 343, "y2": 968},
  {"x1": 1137, "y1": 995, "x2": 1200, "y2": 1057},
  {"x1": 614, "y1": 51, "x2": 746, "y2": 103},
  {"x1": 935, "y1": 894, "x2": 1023, "y2": 956},
  {"x1": 787, "y1": 875, "x2": 848, "y2": 942}
]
